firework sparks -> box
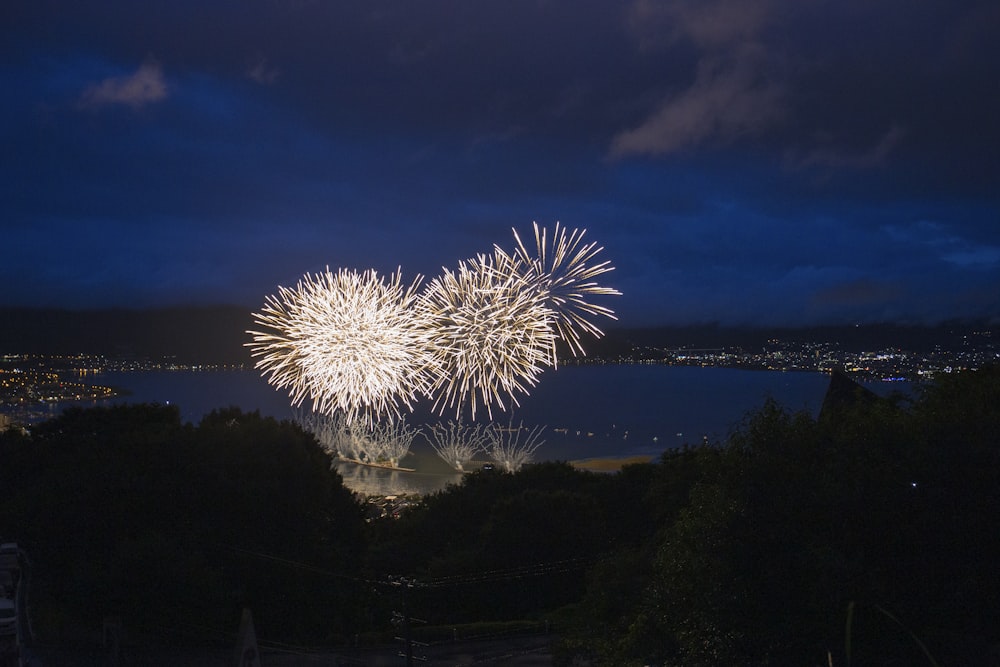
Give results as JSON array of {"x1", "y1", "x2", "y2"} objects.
[
  {"x1": 502, "y1": 222, "x2": 621, "y2": 358},
  {"x1": 419, "y1": 253, "x2": 558, "y2": 421},
  {"x1": 485, "y1": 419, "x2": 547, "y2": 473},
  {"x1": 427, "y1": 419, "x2": 490, "y2": 471},
  {"x1": 246, "y1": 267, "x2": 438, "y2": 425},
  {"x1": 297, "y1": 409, "x2": 420, "y2": 469},
  {"x1": 358, "y1": 417, "x2": 422, "y2": 468},
  {"x1": 247, "y1": 225, "x2": 621, "y2": 426}
]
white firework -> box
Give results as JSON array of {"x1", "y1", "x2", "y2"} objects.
[
  {"x1": 246, "y1": 267, "x2": 439, "y2": 426},
  {"x1": 427, "y1": 419, "x2": 490, "y2": 471},
  {"x1": 485, "y1": 419, "x2": 547, "y2": 473},
  {"x1": 354, "y1": 417, "x2": 422, "y2": 469},
  {"x1": 501, "y1": 222, "x2": 621, "y2": 358},
  {"x1": 297, "y1": 409, "x2": 419, "y2": 469},
  {"x1": 418, "y1": 252, "x2": 558, "y2": 421}
]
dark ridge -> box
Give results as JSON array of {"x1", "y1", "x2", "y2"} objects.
[
  {"x1": 1, "y1": 307, "x2": 993, "y2": 365},
  {"x1": 0, "y1": 306, "x2": 256, "y2": 365},
  {"x1": 588, "y1": 320, "x2": 994, "y2": 357}
]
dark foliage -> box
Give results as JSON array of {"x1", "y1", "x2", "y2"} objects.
[
  {"x1": 0, "y1": 404, "x2": 366, "y2": 646},
  {"x1": 555, "y1": 366, "x2": 1000, "y2": 666},
  {"x1": 2, "y1": 366, "x2": 999, "y2": 664},
  {"x1": 366, "y1": 462, "x2": 615, "y2": 623}
]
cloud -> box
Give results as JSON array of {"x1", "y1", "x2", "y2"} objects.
[
  {"x1": 78, "y1": 61, "x2": 168, "y2": 110},
  {"x1": 3, "y1": 1, "x2": 997, "y2": 326},
  {"x1": 609, "y1": 50, "x2": 784, "y2": 157},
  {"x1": 795, "y1": 125, "x2": 907, "y2": 170},
  {"x1": 943, "y1": 245, "x2": 1000, "y2": 270},
  {"x1": 247, "y1": 56, "x2": 281, "y2": 85},
  {"x1": 883, "y1": 220, "x2": 1000, "y2": 270},
  {"x1": 612, "y1": 0, "x2": 783, "y2": 157},
  {"x1": 627, "y1": 0, "x2": 773, "y2": 50}
]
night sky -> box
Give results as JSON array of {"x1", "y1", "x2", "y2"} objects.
[{"x1": 4, "y1": 1, "x2": 999, "y2": 328}]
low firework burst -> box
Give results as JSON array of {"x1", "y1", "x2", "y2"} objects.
[
  {"x1": 419, "y1": 253, "x2": 558, "y2": 421},
  {"x1": 501, "y1": 222, "x2": 621, "y2": 358},
  {"x1": 353, "y1": 417, "x2": 422, "y2": 469},
  {"x1": 427, "y1": 419, "x2": 490, "y2": 471},
  {"x1": 485, "y1": 419, "x2": 547, "y2": 473},
  {"x1": 246, "y1": 267, "x2": 438, "y2": 425}
]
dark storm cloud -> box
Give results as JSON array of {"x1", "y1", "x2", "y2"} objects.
[{"x1": 3, "y1": 0, "x2": 998, "y2": 325}]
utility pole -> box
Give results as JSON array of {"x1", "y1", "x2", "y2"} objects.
[
  {"x1": 390, "y1": 576, "x2": 427, "y2": 665},
  {"x1": 401, "y1": 578, "x2": 413, "y2": 667}
]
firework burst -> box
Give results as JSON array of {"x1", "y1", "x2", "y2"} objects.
[
  {"x1": 246, "y1": 267, "x2": 439, "y2": 425},
  {"x1": 501, "y1": 222, "x2": 621, "y2": 358},
  {"x1": 248, "y1": 225, "x2": 621, "y2": 425},
  {"x1": 355, "y1": 417, "x2": 422, "y2": 468},
  {"x1": 485, "y1": 419, "x2": 547, "y2": 473},
  {"x1": 418, "y1": 253, "x2": 558, "y2": 421},
  {"x1": 427, "y1": 419, "x2": 490, "y2": 471}
]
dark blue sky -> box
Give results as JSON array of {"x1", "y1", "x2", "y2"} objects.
[{"x1": 3, "y1": 1, "x2": 999, "y2": 327}]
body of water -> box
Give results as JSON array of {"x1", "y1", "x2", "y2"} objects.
[{"x1": 44, "y1": 365, "x2": 900, "y2": 495}]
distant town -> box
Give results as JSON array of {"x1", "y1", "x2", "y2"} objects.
[
  {"x1": 584, "y1": 326, "x2": 998, "y2": 382},
  {"x1": 2, "y1": 324, "x2": 996, "y2": 430},
  {"x1": 0, "y1": 355, "x2": 242, "y2": 428}
]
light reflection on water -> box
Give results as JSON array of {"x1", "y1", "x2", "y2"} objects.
[
  {"x1": 334, "y1": 458, "x2": 464, "y2": 497},
  {"x1": 333, "y1": 441, "x2": 466, "y2": 496}
]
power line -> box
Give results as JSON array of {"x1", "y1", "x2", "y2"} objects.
[
  {"x1": 224, "y1": 544, "x2": 383, "y2": 586},
  {"x1": 419, "y1": 554, "x2": 609, "y2": 588},
  {"x1": 226, "y1": 543, "x2": 611, "y2": 590}
]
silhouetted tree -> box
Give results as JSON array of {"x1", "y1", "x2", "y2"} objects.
[
  {"x1": 0, "y1": 404, "x2": 367, "y2": 645},
  {"x1": 557, "y1": 368, "x2": 1000, "y2": 666}
]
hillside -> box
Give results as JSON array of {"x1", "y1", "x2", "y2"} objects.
[
  {"x1": 0, "y1": 306, "x2": 255, "y2": 365},
  {"x1": 0, "y1": 306, "x2": 992, "y2": 365}
]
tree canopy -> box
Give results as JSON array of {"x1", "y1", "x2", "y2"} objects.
[
  {"x1": 0, "y1": 404, "x2": 365, "y2": 645},
  {"x1": 2, "y1": 366, "x2": 998, "y2": 664}
]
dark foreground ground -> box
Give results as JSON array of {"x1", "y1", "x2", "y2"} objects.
[{"x1": 27, "y1": 632, "x2": 553, "y2": 666}]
